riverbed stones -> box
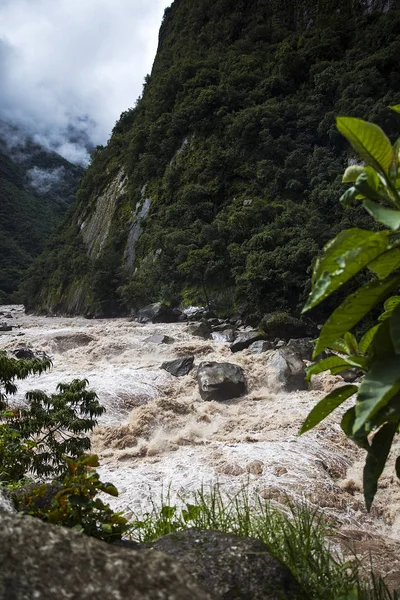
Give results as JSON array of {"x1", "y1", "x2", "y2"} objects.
[
  {"x1": 266, "y1": 348, "x2": 307, "y2": 391},
  {"x1": 161, "y1": 356, "x2": 194, "y2": 377},
  {"x1": 230, "y1": 330, "x2": 264, "y2": 352},
  {"x1": 286, "y1": 337, "x2": 314, "y2": 361},
  {"x1": 145, "y1": 529, "x2": 301, "y2": 600},
  {"x1": 197, "y1": 361, "x2": 246, "y2": 401},
  {"x1": 0, "y1": 512, "x2": 209, "y2": 600}
]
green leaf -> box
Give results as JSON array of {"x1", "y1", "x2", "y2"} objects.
[
  {"x1": 300, "y1": 385, "x2": 358, "y2": 434},
  {"x1": 341, "y1": 407, "x2": 370, "y2": 451},
  {"x1": 342, "y1": 165, "x2": 365, "y2": 183},
  {"x1": 354, "y1": 356, "x2": 400, "y2": 432},
  {"x1": 101, "y1": 523, "x2": 113, "y2": 533},
  {"x1": 304, "y1": 229, "x2": 390, "y2": 312},
  {"x1": 390, "y1": 105, "x2": 400, "y2": 115},
  {"x1": 103, "y1": 484, "x2": 119, "y2": 497},
  {"x1": 359, "y1": 325, "x2": 380, "y2": 354},
  {"x1": 344, "y1": 332, "x2": 358, "y2": 355},
  {"x1": 305, "y1": 356, "x2": 353, "y2": 382},
  {"x1": 314, "y1": 276, "x2": 400, "y2": 357},
  {"x1": 363, "y1": 199, "x2": 400, "y2": 230},
  {"x1": 368, "y1": 247, "x2": 400, "y2": 280},
  {"x1": 81, "y1": 454, "x2": 100, "y2": 467},
  {"x1": 390, "y1": 304, "x2": 400, "y2": 354},
  {"x1": 364, "y1": 422, "x2": 398, "y2": 511},
  {"x1": 336, "y1": 117, "x2": 393, "y2": 175}
]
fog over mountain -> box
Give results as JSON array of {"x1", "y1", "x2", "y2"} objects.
[{"x1": 0, "y1": 0, "x2": 171, "y2": 165}]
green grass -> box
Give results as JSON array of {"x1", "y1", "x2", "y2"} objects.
[{"x1": 128, "y1": 485, "x2": 398, "y2": 600}]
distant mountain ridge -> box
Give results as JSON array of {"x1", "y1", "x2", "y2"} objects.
[
  {"x1": 21, "y1": 0, "x2": 400, "y2": 318},
  {"x1": 0, "y1": 124, "x2": 83, "y2": 302}
]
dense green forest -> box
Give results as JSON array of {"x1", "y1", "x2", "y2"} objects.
[
  {"x1": 0, "y1": 133, "x2": 83, "y2": 302},
  {"x1": 21, "y1": 0, "x2": 400, "y2": 319}
]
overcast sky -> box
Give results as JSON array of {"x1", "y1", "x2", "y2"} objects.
[{"x1": 0, "y1": 0, "x2": 172, "y2": 165}]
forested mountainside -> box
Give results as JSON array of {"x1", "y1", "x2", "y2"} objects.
[
  {"x1": 0, "y1": 127, "x2": 83, "y2": 302},
  {"x1": 21, "y1": 0, "x2": 400, "y2": 319}
]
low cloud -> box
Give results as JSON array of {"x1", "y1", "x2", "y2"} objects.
[
  {"x1": 0, "y1": 0, "x2": 171, "y2": 165},
  {"x1": 27, "y1": 166, "x2": 65, "y2": 194}
]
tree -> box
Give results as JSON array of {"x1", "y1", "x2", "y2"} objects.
[
  {"x1": 301, "y1": 107, "x2": 400, "y2": 510},
  {"x1": 179, "y1": 246, "x2": 215, "y2": 309},
  {"x1": 0, "y1": 351, "x2": 104, "y2": 482}
]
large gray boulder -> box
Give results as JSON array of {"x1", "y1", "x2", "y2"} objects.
[
  {"x1": 145, "y1": 529, "x2": 301, "y2": 600},
  {"x1": 259, "y1": 312, "x2": 318, "y2": 342},
  {"x1": 0, "y1": 512, "x2": 209, "y2": 600},
  {"x1": 161, "y1": 356, "x2": 194, "y2": 377},
  {"x1": 188, "y1": 321, "x2": 212, "y2": 339},
  {"x1": 230, "y1": 331, "x2": 264, "y2": 352},
  {"x1": 266, "y1": 348, "x2": 307, "y2": 391},
  {"x1": 197, "y1": 361, "x2": 246, "y2": 401},
  {"x1": 137, "y1": 303, "x2": 183, "y2": 324},
  {"x1": 144, "y1": 334, "x2": 174, "y2": 345}
]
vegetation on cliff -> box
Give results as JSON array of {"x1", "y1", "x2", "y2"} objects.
[
  {"x1": 22, "y1": 0, "x2": 400, "y2": 317},
  {"x1": 0, "y1": 133, "x2": 83, "y2": 303}
]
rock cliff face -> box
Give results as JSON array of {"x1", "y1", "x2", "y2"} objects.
[{"x1": 23, "y1": 0, "x2": 400, "y2": 317}]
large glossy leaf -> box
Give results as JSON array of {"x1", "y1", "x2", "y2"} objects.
[
  {"x1": 379, "y1": 295, "x2": 400, "y2": 321},
  {"x1": 359, "y1": 324, "x2": 380, "y2": 354},
  {"x1": 363, "y1": 199, "x2": 400, "y2": 230},
  {"x1": 336, "y1": 117, "x2": 393, "y2": 175},
  {"x1": 390, "y1": 304, "x2": 400, "y2": 354},
  {"x1": 342, "y1": 165, "x2": 365, "y2": 183},
  {"x1": 314, "y1": 276, "x2": 400, "y2": 357},
  {"x1": 306, "y1": 356, "x2": 353, "y2": 382},
  {"x1": 341, "y1": 407, "x2": 369, "y2": 450},
  {"x1": 300, "y1": 385, "x2": 358, "y2": 434},
  {"x1": 364, "y1": 422, "x2": 398, "y2": 511},
  {"x1": 368, "y1": 247, "x2": 400, "y2": 279},
  {"x1": 304, "y1": 230, "x2": 390, "y2": 312},
  {"x1": 354, "y1": 356, "x2": 400, "y2": 432}
]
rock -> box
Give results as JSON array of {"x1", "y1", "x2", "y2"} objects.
[
  {"x1": 249, "y1": 340, "x2": 273, "y2": 354},
  {"x1": 0, "y1": 489, "x2": 15, "y2": 514},
  {"x1": 11, "y1": 348, "x2": 50, "y2": 360},
  {"x1": 145, "y1": 529, "x2": 301, "y2": 600},
  {"x1": 259, "y1": 312, "x2": 318, "y2": 341},
  {"x1": 0, "y1": 512, "x2": 209, "y2": 600},
  {"x1": 144, "y1": 334, "x2": 174, "y2": 345},
  {"x1": 266, "y1": 348, "x2": 308, "y2": 391},
  {"x1": 188, "y1": 321, "x2": 212, "y2": 339},
  {"x1": 183, "y1": 306, "x2": 207, "y2": 320},
  {"x1": 211, "y1": 322, "x2": 235, "y2": 332},
  {"x1": 0, "y1": 323, "x2": 12, "y2": 332},
  {"x1": 207, "y1": 318, "x2": 222, "y2": 327},
  {"x1": 340, "y1": 368, "x2": 363, "y2": 383},
  {"x1": 275, "y1": 340, "x2": 286, "y2": 348},
  {"x1": 3, "y1": 313, "x2": 12, "y2": 319},
  {"x1": 137, "y1": 303, "x2": 182, "y2": 324},
  {"x1": 211, "y1": 329, "x2": 235, "y2": 343},
  {"x1": 286, "y1": 338, "x2": 314, "y2": 361},
  {"x1": 230, "y1": 330, "x2": 264, "y2": 352},
  {"x1": 161, "y1": 356, "x2": 194, "y2": 377},
  {"x1": 197, "y1": 361, "x2": 246, "y2": 401}
]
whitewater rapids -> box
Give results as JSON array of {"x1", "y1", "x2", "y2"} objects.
[{"x1": 2, "y1": 305, "x2": 400, "y2": 563}]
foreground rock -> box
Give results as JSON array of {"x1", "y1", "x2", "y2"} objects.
[
  {"x1": 230, "y1": 330, "x2": 264, "y2": 352},
  {"x1": 198, "y1": 361, "x2": 246, "y2": 401},
  {"x1": 137, "y1": 303, "x2": 183, "y2": 324},
  {"x1": 266, "y1": 348, "x2": 307, "y2": 391},
  {"x1": 188, "y1": 321, "x2": 212, "y2": 339},
  {"x1": 249, "y1": 340, "x2": 273, "y2": 354},
  {"x1": 0, "y1": 513, "x2": 209, "y2": 600},
  {"x1": 145, "y1": 529, "x2": 301, "y2": 600},
  {"x1": 161, "y1": 356, "x2": 194, "y2": 376}
]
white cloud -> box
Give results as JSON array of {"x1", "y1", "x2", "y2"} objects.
[{"x1": 0, "y1": 0, "x2": 171, "y2": 165}]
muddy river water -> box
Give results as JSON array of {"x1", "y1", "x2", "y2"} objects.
[{"x1": 2, "y1": 304, "x2": 400, "y2": 581}]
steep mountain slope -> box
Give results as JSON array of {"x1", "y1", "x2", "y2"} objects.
[
  {"x1": 22, "y1": 0, "x2": 400, "y2": 318},
  {"x1": 0, "y1": 129, "x2": 83, "y2": 302}
]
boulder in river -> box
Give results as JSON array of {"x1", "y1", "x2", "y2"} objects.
[
  {"x1": 145, "y1": 529, "x2": 301, "y2": 600},
  {"x1": 0, "y1": 323, "x2": 12, "y2": 332},
  {"x1": 161, "y1": 356, "x2": 194, "y2": 377},
  {"x1": 144, "y1": 334, "x2": 174, "y2": 345},
  {"x1": 266, "y1": 348, "x2": 307, "y2": 391},
  {"x1": 188, "y1": 321, "x2": 212, "y2": 339},
  {"x1": 197, "y1": 361, "x2": 246, "y2": 401},
  {"x1": 137, "y1": 303, "x2": 183, "y2": 324},
  {"x1": 230, "y1": 330, "x2": 264, "y2": 352},
  {"x1": 211, "y1": 329, "x2": 235, "y2": 343},
  {"x1": 0, "y1": 512, "x2": 208, "y2": 600},
  {"x1": 249, "y1": 340, "x2": 273, "y2": 354},
  {"x1": 259, "y1": 312, "x2": 318, "y2": 342},
  {"x1": 286, "y1": 338, "x2": 314, "y2": 361}
]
